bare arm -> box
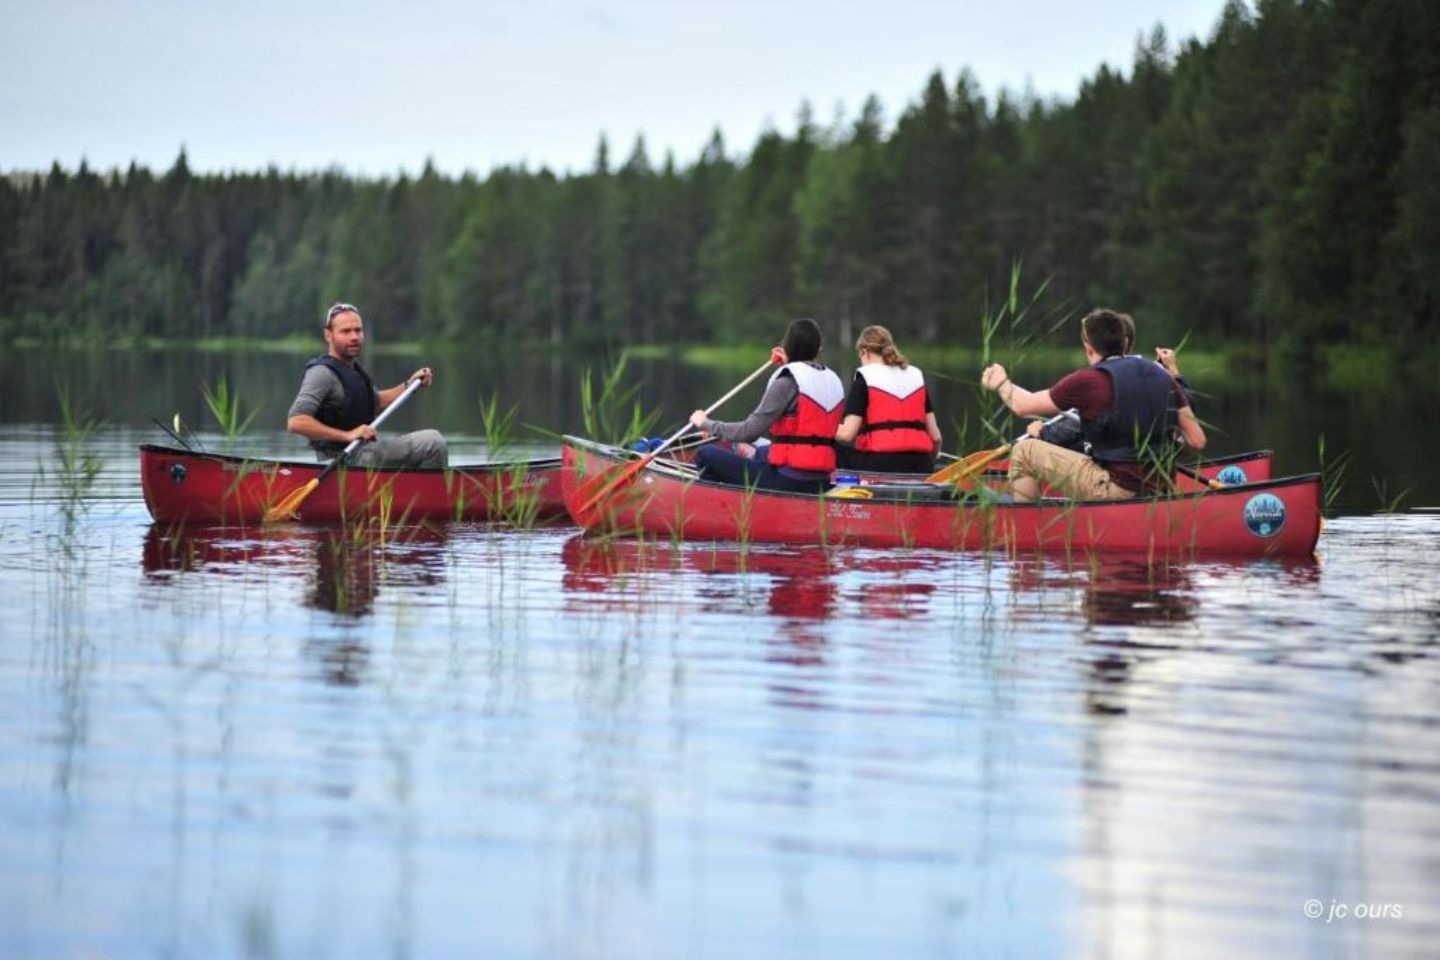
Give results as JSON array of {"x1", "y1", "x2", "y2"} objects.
[
  {"x1": 981, "y1": 363, "x2": 1059, "y2": 418},
  {"x1": 1177, "y1": 405, "x2": 1206, "y2": 450},
  {"x1": 836, "y1": 414, "x2": 862, "y2": 445},
  {"x1": 690, "y1": 376, "x2": 797, "y2": 443},
  {"x1": 286, "y1": 413, "x2": 374, "y2": 445},
  {"x1": 377, "y1": 366, "x2": 434, "y2": 412}
]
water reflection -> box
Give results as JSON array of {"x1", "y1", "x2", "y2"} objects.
[
  {"x1": 1080, "y1": 558, "x2": 1198, "y2": 628},
  {"x1": 560, "y1": 536, "x2": 947, "y2": 623},
  {"x1": 691, "y1": 547, "x2": 840, "y2": 622},
  {"x1": 144, "y1": 523, "x2": 446, "y2": 606},
  {"x1": 142, "y1": 523, "x2": 449, "y2": 685},
  {"x1": 844, "y1": 554, "x2": 944, "y2": 621},
  {"x1": 560, "y1": 536, "x2": 844, "y2": 618}
]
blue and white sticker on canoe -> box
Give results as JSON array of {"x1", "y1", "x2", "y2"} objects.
[
  {"x1": 1243, "y1": 493, "x2": 1287, "y2": 537},
  {"x1": 1217, "y1": 465, "x2": 1249, "y2": 485}
]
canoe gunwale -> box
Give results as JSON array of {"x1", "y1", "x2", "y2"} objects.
[{"x1": 138, "y1": 443, "x2": 563, "y2": 478}]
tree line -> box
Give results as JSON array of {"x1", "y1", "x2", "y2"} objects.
[{"x1": 2, "y1": 0, "x2": 1436, "y2": 355}]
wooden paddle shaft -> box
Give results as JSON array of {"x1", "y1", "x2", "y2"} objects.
[{"x1": 651, "y1": 359, "x2": 777, "y2": 458}]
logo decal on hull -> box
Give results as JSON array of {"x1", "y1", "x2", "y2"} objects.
[
  {"x1": 1217, "y1": 465, "x2": 1248, "y2": 485},
  {"x1": 1243, "y1": 493, "x2": 1286, "y2": 537}
]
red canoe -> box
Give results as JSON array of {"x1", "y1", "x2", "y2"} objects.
[
  {"x1": 140, "y1": 444, "x2": 566, "y2": 525},
  {"x1": 561, "y1": 437, "x2": 1321, "y2": 557}
]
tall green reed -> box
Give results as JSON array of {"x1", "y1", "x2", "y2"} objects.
[
  {"x1": 475, "y1": 391, "x2": 545, "y2": 528},
  {"x1": 580, "y1": 353, "x2": 662, "y2": 448},
  {"x1": 1318, "y1": 434, "x2": 1351, "y2": 517},
  {"x1": 44, "y1": 382, "x2": 103, "y2": 550},
  {"x1": 975, "y1": 262, "x2": 1061, "y2": 448},
  {"x1": 200, "y1": 371, "x2": 260, "y2": 441}
]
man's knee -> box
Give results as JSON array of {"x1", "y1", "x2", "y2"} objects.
[{"x1": 410, "y1": 429, "x2": 448, "y2": 468}]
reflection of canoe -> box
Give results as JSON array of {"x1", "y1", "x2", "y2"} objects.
[
  {"x1": 140, "y1": 444, "x2": 566, "y2": 524},
  {"x1": 561, "y1": 437, "x2": 1322, "y2": 557},
  {"x1": 142, "y1": 522, "x2": 449, "y2": 618}
]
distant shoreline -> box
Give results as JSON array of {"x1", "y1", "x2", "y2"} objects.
[{"x1": 7, "y1": 336, "x2": 1433, "y2": 386}]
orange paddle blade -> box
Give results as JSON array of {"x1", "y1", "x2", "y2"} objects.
[
  {"x1": 572, "y1": 454, "x2": 653, "y2": 527},
  {"x1": 262, "y1": 477, "x2": 320, "y2": 524}
]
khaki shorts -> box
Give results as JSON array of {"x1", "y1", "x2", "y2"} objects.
[{"x1": 1008, "y1": 439, "x2": 1136, "y2": 501}]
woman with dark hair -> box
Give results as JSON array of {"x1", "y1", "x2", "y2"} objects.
[
  {"x1": 834, "y1": 324, "x2": 942, "y2": 473},
  {"x1": 688, "y1": 318, "x2": 845, "y2": 493}
]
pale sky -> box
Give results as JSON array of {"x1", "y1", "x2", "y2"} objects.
[{"x1": 1, "y1": 0, "x2": 1227, "y2": 177}]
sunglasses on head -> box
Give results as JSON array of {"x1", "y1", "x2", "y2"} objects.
[{"x1": 325, "y1": 303, "x2": 360, "y2": 327}]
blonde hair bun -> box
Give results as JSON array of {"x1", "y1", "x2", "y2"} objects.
[{"x1": 856, "y1": 324, "x2": 908, "y2": 368}]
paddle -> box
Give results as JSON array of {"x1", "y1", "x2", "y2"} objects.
[
  {"x1": 262, "y1": 378, "x2": 425, "y2": 523},
  {"x1": 927, "y1": 410, "x2": 1076, "y2": 486},
  {"x1": 573, "y1": 358, "x2": 779, "y2": 525},
  {"x1": 1176, "y1": 462, "x2": 1225, "y2": 491}
]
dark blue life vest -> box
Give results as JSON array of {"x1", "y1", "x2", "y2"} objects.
[
  {"x1": 303, "y1": 356, "x2": 377, "y2": 451},
  {"x1": 1081, "y1": 355, "x2": 1180, "y2": 466}
]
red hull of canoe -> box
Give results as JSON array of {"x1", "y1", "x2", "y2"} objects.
[
  {"x1": 140, "y1": 444, "x2": 567, "y2": 525},
  {"x1": 561, "y1": 438, "x2": 1320, "y2": 557}
]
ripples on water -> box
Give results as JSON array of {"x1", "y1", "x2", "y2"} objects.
[{"x1": 0, "y1": 428, "x2": 1437, "y2": 959}]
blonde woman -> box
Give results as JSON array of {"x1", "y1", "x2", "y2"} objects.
[{"x1": 835, "y1": 325, "x2": 942, "y2": 473}]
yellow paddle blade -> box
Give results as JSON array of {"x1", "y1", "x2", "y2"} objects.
[
  {"x1": 263, "y1": 478, "x2": 320, "y2": 523},
  {"x1": 827, "y1": 485, "x2": 873, "y2": 499},
  {"x1": 925, "y1": 444, "x2": 1011, "y2": 485}
]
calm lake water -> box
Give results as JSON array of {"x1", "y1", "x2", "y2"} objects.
[{"x1": 1, "y1": 347, "x2": 1438, "y2": 958}]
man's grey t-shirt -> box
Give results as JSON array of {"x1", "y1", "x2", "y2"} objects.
[
  {"x1": 288, "y1": 364, "x2": 376, "y2": 455},
  {"x1": 287, "y1": 364, "x2": 341, "y2": 419}
]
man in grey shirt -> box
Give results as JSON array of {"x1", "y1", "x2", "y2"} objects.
[{"x1": 286, "y1": 303, "x2": 448, "y2": 468}]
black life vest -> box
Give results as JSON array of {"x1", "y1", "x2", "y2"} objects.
[
  {"x1": 303, "y1": 355, "x2": 377, "y2": 451},
  {"x1": 1081, "y1": 355, "x2": 1180, "y2": 466}
]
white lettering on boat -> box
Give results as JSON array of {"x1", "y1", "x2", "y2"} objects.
[{"x1": 827, "y1": 503, "x2": 871, "y2": 521}]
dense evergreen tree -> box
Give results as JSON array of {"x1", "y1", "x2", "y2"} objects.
[{"x1": 1, "y1": 1, "x2": 1435, "y2": 353}]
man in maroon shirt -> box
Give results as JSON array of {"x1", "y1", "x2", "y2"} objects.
[{"x1": 979, "y1": 308, "x2": 1206, "y2": 501}]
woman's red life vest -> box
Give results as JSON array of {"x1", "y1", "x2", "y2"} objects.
[
  {"x1": 853, "y1": 363, "x2": 932, "y2": 454},
  {"x1": 768, "y1": 362, "x2": 845, "y2": 472}
]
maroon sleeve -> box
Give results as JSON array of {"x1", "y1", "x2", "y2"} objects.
[{"x1": 1049, "y1": 369, "x2": 1113, "y2": 421}]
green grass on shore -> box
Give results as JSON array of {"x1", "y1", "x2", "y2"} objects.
[{"x1": 7, "y1": 333, "x2": 1432, "y2": 384}]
